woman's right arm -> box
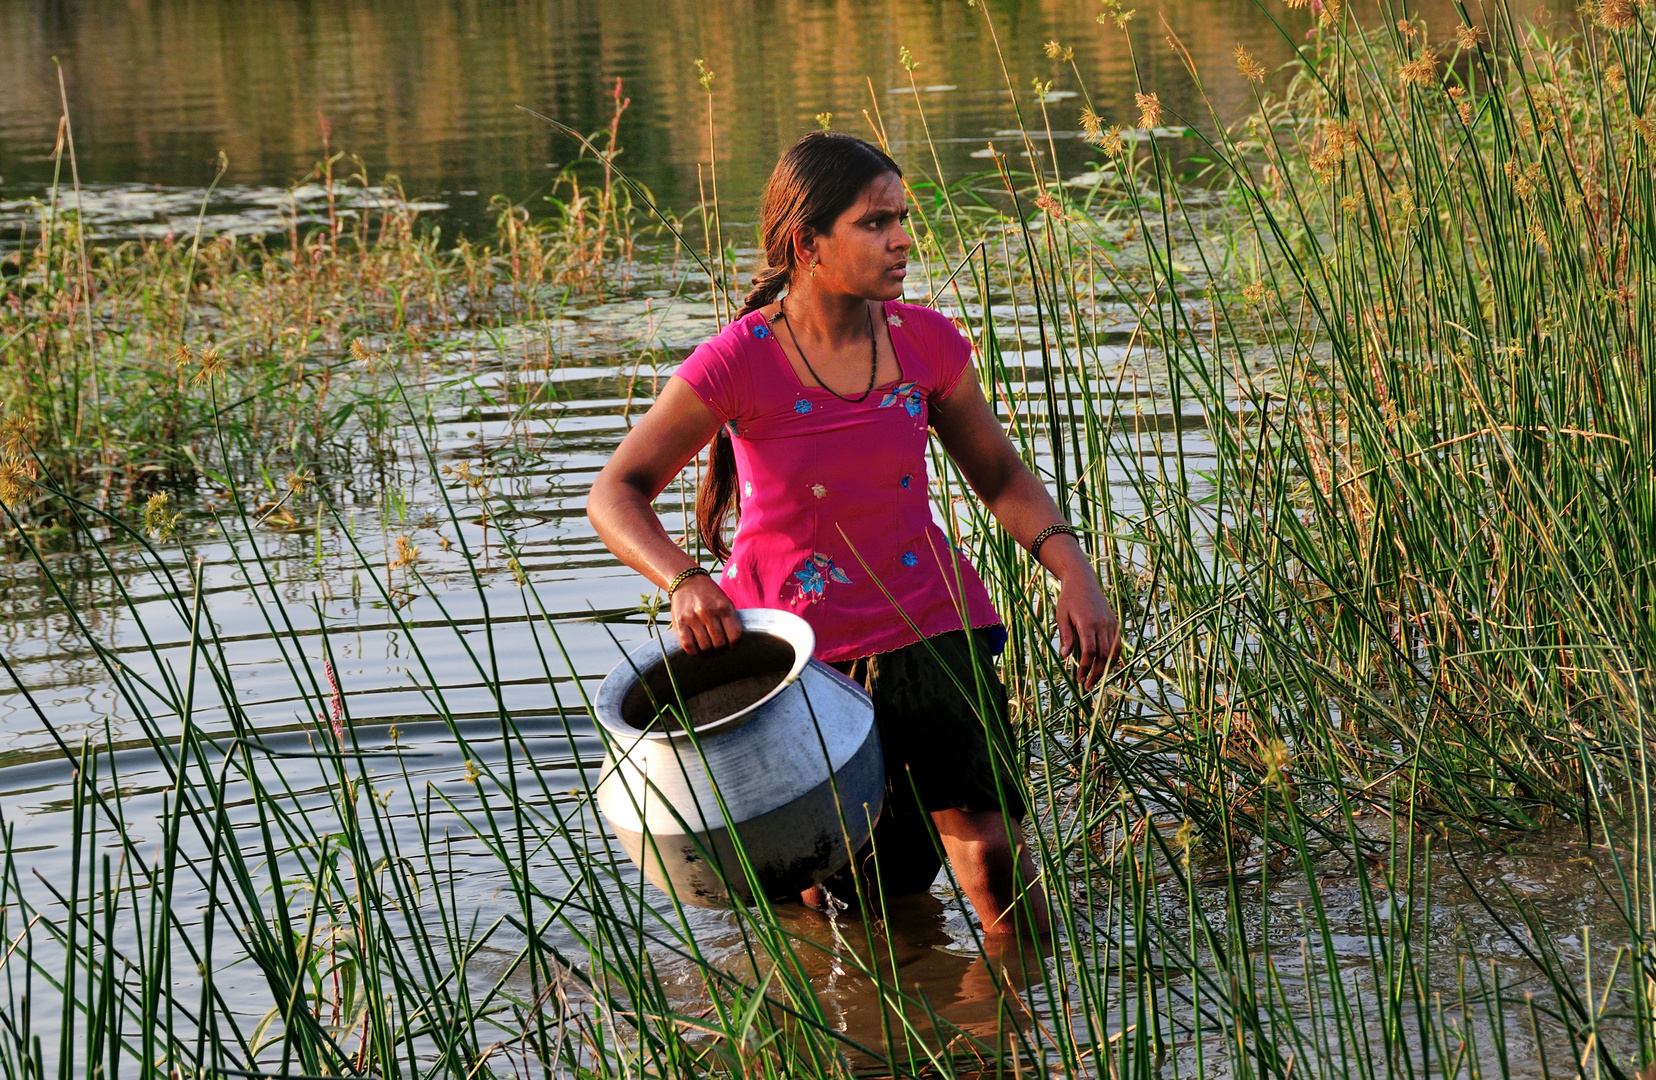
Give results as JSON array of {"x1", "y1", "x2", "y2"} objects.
[{"x1": 585, "y1": 377, "x2": 744, "y2": 655}]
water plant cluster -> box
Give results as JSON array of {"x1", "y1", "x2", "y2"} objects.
[
  {"x1": 1, "y1": 1, "x2": 1653, "y2": 1077},
  {"x1": 0, "y1": 86, "x2": 646, "y2": 533}
]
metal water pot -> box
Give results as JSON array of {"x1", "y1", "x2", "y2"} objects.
[{"x1": 592, "y1": 609, "x2": 883, "y2": 906}]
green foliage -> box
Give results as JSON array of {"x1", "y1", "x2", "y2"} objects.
[{"x1": 3, "y1": 2, "x2": 1655, "y2": 1078}]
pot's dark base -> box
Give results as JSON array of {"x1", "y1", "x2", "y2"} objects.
[{"x1": 612, "y1": 725, "x2": 885, "y2": 906}]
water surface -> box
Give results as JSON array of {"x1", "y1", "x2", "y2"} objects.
[{"x1": 1, "y1": 0, "x2": 1550, "y2": 237}]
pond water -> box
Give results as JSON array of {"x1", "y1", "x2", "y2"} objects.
[
  {"x1": 0, "y1": 0, "x2": 1625, "y2": 1074},
  {"x1": 2, "y1": 0, "x2": 1552, "y2": 237}
]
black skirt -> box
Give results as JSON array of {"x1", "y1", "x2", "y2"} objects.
[{"x1": 819, "y1": 626, "x2": 1026, "y2": 900}]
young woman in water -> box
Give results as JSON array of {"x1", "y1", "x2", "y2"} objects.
[{"x1": 586, "y1": 131, "x2": 1119, "y2": 937}]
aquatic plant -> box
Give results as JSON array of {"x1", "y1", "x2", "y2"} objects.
[
  {"x1": 0, "y1": 90, "x2": 655, "y2": 529},
  {"x1": 2, "y1": 1, "x2": 1654, "y2": 1078}
]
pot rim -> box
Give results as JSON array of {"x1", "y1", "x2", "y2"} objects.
[{"x1": 594, "y1": 608, "x2": 816, "y2": 741}]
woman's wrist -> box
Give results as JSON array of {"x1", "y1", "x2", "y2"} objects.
[
  {"x1": 666, "y1": 565, "x2": 711, "y2": 595},
  {"x1": 1038, "y1": 532, "x2": 1094, "y2": 584}
]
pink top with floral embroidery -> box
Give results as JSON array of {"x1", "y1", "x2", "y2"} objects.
[{"x1": 672, "y1": 300, "x2": 1002, "y2": 663}]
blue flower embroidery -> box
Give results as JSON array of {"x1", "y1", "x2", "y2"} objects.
[
  {"x1": 794, "y1": 399, "x2": 813, "y2": 414},
  {"x1": 743, "y1": 480, "x2": 753, "y2": 498},
  {"x1": 900, "y1": 474, "x2": 912, "y2": 489},
  {"x1": 878, "y1": 381, "x2": 923, "y2": 417},
  {"x1": 793, "y1": 552, "x2": 852, "y2": 603},
  {"x1": 752, "y1": 323, "x2": 771, "y2": 339},
  {"x1": 902, "y1": 551, "x2": 919, "y2": 567}
]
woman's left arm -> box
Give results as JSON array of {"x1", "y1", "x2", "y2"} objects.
[{"x1": 931, "y1": 366, "x2": 1121, "y2": 688}]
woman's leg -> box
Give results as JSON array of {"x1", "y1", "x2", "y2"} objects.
[{"x1": 932, "y1": 808, "x2": 1049, "y2": 937}]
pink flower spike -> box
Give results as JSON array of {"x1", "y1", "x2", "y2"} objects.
[{"x1": 324, "y1": 660, "x2": 344, "y2": 738}]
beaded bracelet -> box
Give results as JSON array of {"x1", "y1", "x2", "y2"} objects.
[
  {"x1": 1028, "y1": 523, "x2": 1078, "y2": 562},
  {"x1": 666, "y1": 566, "x2": 712, "y2": 595}
]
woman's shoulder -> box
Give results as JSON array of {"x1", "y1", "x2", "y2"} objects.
[
  {"x1": 888, "y1": 301, "x2": 967, "y2": 340},
  {"x1": 889, "y1": 301, "x2": 974, "y2": 385},
  {"x1": 682, "y1": 309, "x2": 773, "y2": 363},
  {"x1": 676, "y1": 310, "x2": 773, "y2": 376},
  {"x1": 673, "y1": 309, "x2": 776, "y2": 418}
]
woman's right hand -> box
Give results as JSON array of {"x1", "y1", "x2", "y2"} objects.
[{"x1": 671, "y1": 574, "x2": 744, "y2": 655}]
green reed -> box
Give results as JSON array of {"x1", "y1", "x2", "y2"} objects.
[
  {"x1": 0, "y1": 88, "x2": 653, "y2": 530},
  {"x1": 3, "y1": 0, "x2": 1655, "y2": 1076}
]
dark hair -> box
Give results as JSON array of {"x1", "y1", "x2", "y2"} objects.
[{"x1": 696, "y1": 131, "x2": 902, "y2": 561}]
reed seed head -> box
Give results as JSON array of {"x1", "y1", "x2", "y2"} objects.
[
  {"x1": 1398, "y1": 50, "x2": 1438, "y2": 88},
  {"x1": 1598, "y1": 0, "x2": 1639, "y2": 31},
  {"x1": 393, "y1": 535, "x2": 419, "y2": 568},
  {"x1": 815, "y1": 111, "x2": 833, "y2": 131},
  {"x1": 1044, "y1": 40, "x2": 1074, "y2": 62},
  {"x1": 324, "y1": 659, "x2": 344, "y2": 735},
  {"x1": 1606, "y1": 64, "x2": 1626, "y2": 91},
  {"x1": 1235, "y1": 45, "x2": 1266, "y2": 84},
  {"x1": 899, "y1": 46, "x2": 917, "y2": 72},
  {"x1": 1309, "y1": 124, "x2": 1349, "y2": 181},
  {"x1": 1135, "y1": 91, "x2": 1164, "y2": 129},
  {"x1": 0, "y1": 458, "x2": 34, "y2": 508},
  {"x1": 0, "y1": 414, "x2": 31, "y2": 459},
  {"x1": 693, "y1": 58, "x2": 715, "y2": 91},
  {"x1": 1097, "y1": 0, "x2": 1135, "y2": 27},
  {"x1": 142, "y1": 492, "x2": 181, "y2": 542},
  {"x1": 193, "y1": 346, "x2": 226, "y2": 385},
  {"x1": 1261, "y1": 738, "x2": 1292, "y2": 787},
  {"x1": 350, "y1": 338, "x2": 378, "y2": 372},
  {"x1": 1456, "y1": 23, "x2": 1485, "y2": 48}
]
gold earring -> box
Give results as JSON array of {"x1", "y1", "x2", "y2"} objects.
[{"x1": 808, "y1": 258, "x2": 818, "y2": 277}]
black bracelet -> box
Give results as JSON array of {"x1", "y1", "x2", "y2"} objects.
[
  {"x1": 1028, "y1": 523, "x2": 1078, "y2": 562},
  {"x1": 666, "y1": 566, "x2": 711, "y2": 595}
]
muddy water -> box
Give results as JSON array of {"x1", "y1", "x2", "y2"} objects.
[
  {"x1": 0, "y1": 278, "x2": 1637, "y2": 1071},
  {"x1": 0, "y1": 278, "x2": 1194, "y2": 1059},
  {"x1": 0, "y1": 0, "x2": 1625, "y2": 1067}
]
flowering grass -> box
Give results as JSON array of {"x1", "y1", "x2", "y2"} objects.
[
  {"x1": 0, "y1": 85, "x2": 651, "y2": 532},
  {"x1": 2, "y1": 1, "x2": 1655, "y2": 1078}
]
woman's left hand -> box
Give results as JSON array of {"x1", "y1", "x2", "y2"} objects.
[{"x1": 1056, "y1": 575, "x2": 1121, "y2": 690}]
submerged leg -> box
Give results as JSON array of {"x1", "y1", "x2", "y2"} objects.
[{"x1": 932, "y1": 808, "x2": 1049, "y2": 938}]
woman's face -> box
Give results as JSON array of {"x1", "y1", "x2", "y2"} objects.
[{"x1": 802, "y1": 171, "x2": 913, "y2": 301}]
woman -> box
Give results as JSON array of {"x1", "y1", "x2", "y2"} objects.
[{"x1": 587, "y1": 132, "x2": 1119, "y2": 937}]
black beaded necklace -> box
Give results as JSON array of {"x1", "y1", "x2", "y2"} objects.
[{"x1": 777, "y1": 297, "x2": 878, "y2": 404}]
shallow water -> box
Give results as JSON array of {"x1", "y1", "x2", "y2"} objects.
[
  {"x1": 0, "y1": 0, "x2": 1629, "y2": 1070},
  {"x1": 0, "y1": 279, "x2": 1639, "y2": 1073}
]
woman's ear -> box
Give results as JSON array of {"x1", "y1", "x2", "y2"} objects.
[{"x1": 792, "y1": 225, "x2": 820, "y2": 267}]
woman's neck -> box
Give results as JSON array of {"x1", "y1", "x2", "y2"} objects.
[{"x1": 780, "y1": 281, "x2": 876, "y2": 346}]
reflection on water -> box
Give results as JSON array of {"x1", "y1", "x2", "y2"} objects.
[
  {"x1": 1, "y1": 0, "x2": 1553, "y2": 236},
  {"x1": 0, "y1": 0, "x2": 1609, "y2": 1069},
  {"x1": 0, "y1": 283, "x2": 1199, "y2": 1060}
]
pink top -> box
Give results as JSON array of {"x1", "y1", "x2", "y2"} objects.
[{"x1": 673, "y1": 300, "x2": 1002, "y2": 663}]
